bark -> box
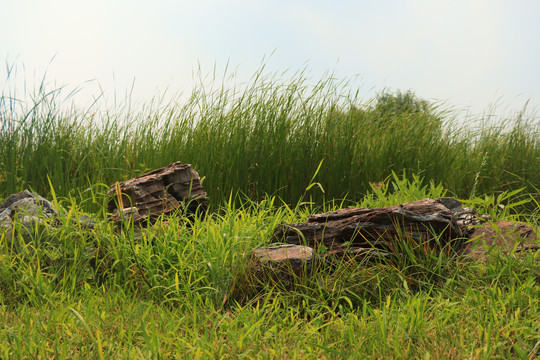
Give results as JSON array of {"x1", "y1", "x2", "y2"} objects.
[
  {"x1": 272, "y1": 198, "x2": 478, "y2": 253},
  {"x1": 106, "y1": 161, "x2": 207, "y2": 224}
]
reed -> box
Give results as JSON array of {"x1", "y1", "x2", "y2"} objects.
[{"x1": 1, "y1": 67, "x2": 538, "y2": 212}]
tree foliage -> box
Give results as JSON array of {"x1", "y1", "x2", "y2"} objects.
[{"x1": 375, "y1": 89, "x2": 432, "y2": 116}]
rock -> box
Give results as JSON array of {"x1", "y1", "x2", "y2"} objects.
[
  {"x1": 0, "y1": 190, "x2": 59, "y2": 246},
  {"x1": 250, "y1": 244, "x2": 314, "y2": 284},
  {"x1": 77, "y1": 214, "x2": 96, "y2": 229},
  {"x1": 106, "y1": 161, "x2": 207, "y2": 225},
  {"x1": 464, "y1": 221, "x2": 539, "y2": 261},
  {"x1": 0, "y1": 190, "x2": 57, "y2": 218}
]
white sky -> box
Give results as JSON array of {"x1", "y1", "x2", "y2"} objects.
[{"x1": 1, "y1": 0, "x2": 539, "y2": 117}]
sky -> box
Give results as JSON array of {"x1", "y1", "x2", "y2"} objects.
[{"x1": 1, "y1": 0, "x2": 539, "y2": 118}]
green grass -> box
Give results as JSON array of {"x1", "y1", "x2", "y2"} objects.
[
  {"x1": 0, "y1": 174, "x2": 538, "y2": 358},
  {"x1": 1, "y1": 67, "x2": 539, "y2": 210},
  {"x1": 1, "y1": 279, "x2": 538, "y2": 359}
]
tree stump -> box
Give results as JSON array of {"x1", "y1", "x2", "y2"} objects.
[
  {"x1": 107, "y1": 162, "x2": 207, "y2": 225},
  {"x1": 250, "y1": 245, "x2": 314, "y2": 283}
]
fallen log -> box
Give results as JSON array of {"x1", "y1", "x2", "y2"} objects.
[
  {"x1": 272, "y1": 197, "x2": 484, "y2": 253},
  {"x1": 107, "y1": 161, "x2": 207, "y2": 224}
]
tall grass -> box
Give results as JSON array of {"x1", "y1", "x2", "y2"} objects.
[{"x1": 1, "y1": 67, "x2": 539, "y2": 211}]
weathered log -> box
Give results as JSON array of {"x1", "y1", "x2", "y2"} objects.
[
  {"x1": 272, "y1": 198, "x2": 483, "y2": 253},
  {"x1": 107, "y1": 161, "x2": 207, "y2": 224}
]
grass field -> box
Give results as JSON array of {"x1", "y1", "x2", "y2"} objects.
[{"x1": 1, "y1": 70, "x2": 539, "y2": 358}]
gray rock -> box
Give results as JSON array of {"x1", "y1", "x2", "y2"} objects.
[
  {"x1": 0, "y1": 190, "x2": 59, "y2": 246},
  {"x1": 0, "y1": 190, "x2": 57, "y2": 217}
]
